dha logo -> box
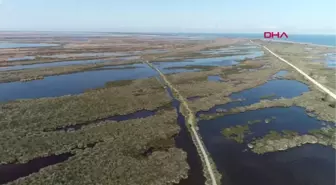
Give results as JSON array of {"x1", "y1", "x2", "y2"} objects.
[{"x1": 264, "y1": 32, "x2": 288, "y2": 39}]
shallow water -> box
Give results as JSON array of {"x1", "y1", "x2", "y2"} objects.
[
  {"x1": 153, "y1": 57, "x2": 238, "y2": 73},
  {"x1": 0, "y1": 59, "x2": 117, "y2": 71},
  {"x1": 198, "y1": 107, "x2": 334, "y2": 185},
  {"x1": 199, "y1": 107, "x2": 323, "y2": 140},
  {"x1": 165, "y1": 87, "x2": 206, "y2": 185},
  {"x1": 40, "y1": 49, "x2": 166, "y2": 59},
  {"x1": 325, "y1": 53, "x2": 336, "y2": 68},
  {"x1": 200, "y1": 45, "x2": 260, "y2": 55},
  {"x1": 326, "y1": 59, "x2": 336, "y2": 68},
  {"x1": 187, "y1": 96, "x2": 203, "y2": 101},
  {"x1": 55, "y1": 109, "x2": 156, "y2": 131},
  {"x1": 265, "y1": 144, "x2": 335, "y2": 185},
  {"x1": 208, "y1": 75, "x2": 223, "y2": 82},
  {"x1": 7, "y1": 56, "x2": 36, "y2": 62},
  {"x1": 0, "y1": 153, "x2": 74, "y2": 184},
  {"x1": 151, "y1": 74, "x2": 205, "y2": 184},
  {"x1": 272, "y1": 70, "x2": 288, "y2": 78},
  {"x1": 0, "y1": 43, "x2": 59, "y2": 49},
  {"x1": 41, "y1": 52, "x2": 133, "y2": 59},
  {"x1": 0, "y1": 51, "x2": 293, "y2": 105},
  {"x1": 200, "y1": 49, "x2": 241, "y2": 55},
  {"x1": 0, "y1": 59, "x2": 220, "y2": 102},
  {"x1": 118, "y1": 55, "x2": 141, "y2": 60},
  {"x1": 163, "y1": 68, "x2": 201, "y2": 74},
  {"x1": 153, "y1": 50, "x2": 264, "y2": 73},
  {"x1": 200, "y1": 133, "x2": 335, "y2": 185},
  {"x1": 198, "y1": 79, "x2": 309, "y2": 115},
  {"x1": 100, "y1": 63, "x2": 144, "y2": 69},
  {"x1": 196, "y1": 70, "x2": 332, "y2": 185},
  {"x1": 0, "y1": 63, "x2": 156, "y2": 102},
  {"x1": 141, "y1": 49, "x2": 168, "y2": 54}
]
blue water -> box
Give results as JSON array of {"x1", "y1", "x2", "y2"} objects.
[
  {"x1": 101, "y1": 63, "x2": 145, "y2": 69},
  {"x1": 0, "y1": 59, "x2": 115, "y2": 71},
  {"x1": 197, "y1": 80, "x2": 309, "y2": 116},
  {"x1": 8, "y1": 56, "x2": 36, "y2": 62},
  {"x1": 142, "y1": 49, "x2": 168, "y2": 54},
  {"x1": 274, "y1": 34, "x2": 336, "y2": 46},
  {"x1": 173, "y1": 33, "x2": 336, "y2": 46},
  {"x1": 0, "y1": 43, "x2": 59, "y2": 49},
  {"x1": 200, "y1": 45, "x2": 260, "y2": 55},
  {"x1": 163, "y1": 68, "x2": 200, "y2": 74},
  {"x1": 312, "y1": 53, "x2": 336, "y2": 68},
  {"x1": 325, "y1": 53, "x2": 336, "y2": 68},
  {"x1": 2, "y1": 33, "x2": 334, "y2": 46},
  {"x1": 56, "y1": 109, "x2": 157, "y2": 131},
  {"x1": 272, "y1": 70, "x2": 288, "y2": 78},
  {"x1": 182, "y1": 33, "x2": 335, "y2": 46},
  {"x1": 153, "y1": 50, "x2": 264, "y2": 73},
  {"x1": 198, "y1": 107, "x2": 334, "y2": 185},
  {"x1": 0, "y1": 64, "x2": 156, "y2": 102},
  {"x1": 153, "y1": 57, "x2": 238, "y2": 73},
  {"x1": 166, "y1": 33, "x2": 336, "y2": 46},
  {"x1": 119, "y1": 56, "x2": 141, "y2": 60},
  {"x1": 208, "y1": 75, "x2": 223, "y2": 82},
  {"x1": 196, "y1": 75, "x2": 333, "y2": 185},
  {"x1": 0, "y1": 62, "x2": 200, "y2": 102},
  {"x1": 326, "y1": 60, "x2": 336, "y2": 68},
  {"x1": 38, "y1": 49, "x2": 165, "y2": 59},
  {"x1": 40, "y1": 52, "x2": 132, "y2": 59},
  {"x1": 199, "y1": 107, "x2": 323, "y2": 141},
  {"x1": 154, "y1": 33, "x2": 336, "y2": 46}
]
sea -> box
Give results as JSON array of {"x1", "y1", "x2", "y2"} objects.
[
  {"x1": 102, "y1": 32, "x2": 336, "y2": 47},
  {"x1": 174, "y1": 33, "x2": 336, "y2": 47},
  {"x1": 1, "y1": 31, "x2": 335, "y2": 47}
]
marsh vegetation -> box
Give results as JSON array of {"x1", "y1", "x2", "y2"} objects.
[{"x1": 2, "y1": 35, "x2": 335, "y2": 185}]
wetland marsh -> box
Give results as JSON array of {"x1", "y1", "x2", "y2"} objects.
[{"x1": 0, "y1": 32, "x2": 335, "y2": 185}]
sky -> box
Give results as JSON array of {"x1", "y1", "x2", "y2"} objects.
[{"x1": 0, "y1": 0, "x2": 335, "y2": 34}]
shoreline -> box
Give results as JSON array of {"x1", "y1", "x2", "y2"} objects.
[{"x1": 258, "y1": 39, "x2": 336, "y2": 48}]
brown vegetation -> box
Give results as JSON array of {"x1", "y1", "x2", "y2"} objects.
[
  {"x1": 0, "y1": 77, "x2": 171, "y2": 132},
  {"x1": 0, "y1": 59, "x2": 140, "y2": 83}
]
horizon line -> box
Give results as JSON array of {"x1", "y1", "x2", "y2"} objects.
[{"x1": 0, "y1": 30, "x2": 335, "y2": 36}]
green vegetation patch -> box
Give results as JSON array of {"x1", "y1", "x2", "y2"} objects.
[
  {"x1": 0, "y1": 77, "x2": 170, "y2": 132},
  {"x1": 260, "y1": 94, "x2": 277, "y2": 100},
  {"x1": 0, "y1": 109, "x2": 178, "y2": 164},
  {"x1": 3, "y1": 109, "x2": 189, "y2": 185},
  {"x1": 93, "y1": 65, "x2": 140, "y2": 71},
  {"x1": 221, "y1": 124, "x2": 251, "y2": 143},
  {"x1": 0, "y1": 60, "x2": 139, "y2": 83},
  {"x1": 165, "y1": 65, "x2": 216, "y2": 71},
  {"x1": 104, "y1": 79, "x2": 134, "y2": 87},
  {"x1": 265, "y1": 116, "x2": 277, "y2": 123},
  {"x1": 262, "y1": 130, "x2": 299, "y2": 141},
  {"x1": 221, "y1": 118, "x2": 276, "y2": 144},
  {"x1": 247, "y1": 119, "x2": 262, "y2": 125},
  {"x1": 309, "y1": 127, "x2": 336, "y2": 143}
]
